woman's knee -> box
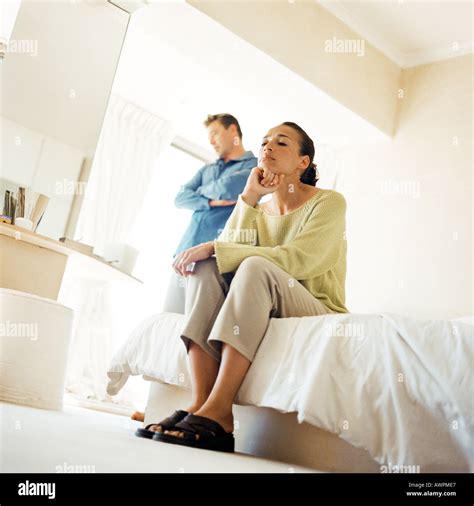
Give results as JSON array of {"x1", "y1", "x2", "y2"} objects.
[
  {"x1": 234, "y1": 256, "x2": 275, "y2": 281},
  {"x1": 192, "y1": 256, "x2": 218, "y2": 277}
]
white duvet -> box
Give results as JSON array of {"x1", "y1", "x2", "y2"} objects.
[{"x1": 107, "y1": 312, "x2": 474, "y2": 472}]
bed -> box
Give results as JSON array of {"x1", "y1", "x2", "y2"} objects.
[{"x1": 107, "y1": 311, "x2": 473, "y2": 472}]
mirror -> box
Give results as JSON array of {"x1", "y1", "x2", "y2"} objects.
[{"x1": 0, "y1": 0, "x2": 129, "y2": 241}]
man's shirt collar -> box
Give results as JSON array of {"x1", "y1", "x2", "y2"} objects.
[{"x1": 217, "y1": 150, "x2": 256, "y2": 165}]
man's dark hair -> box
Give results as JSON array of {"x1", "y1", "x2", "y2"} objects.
[{"x1": 204, "y1": 114, "x2": 243, "y2": 139}]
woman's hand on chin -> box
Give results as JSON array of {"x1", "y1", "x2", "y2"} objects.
[
  {"x1": 242, "y1": 167, "x2": 285, "y2": 207},
  {"x1": 172, "y1": 241, "x2": 215, "y2": 276}
]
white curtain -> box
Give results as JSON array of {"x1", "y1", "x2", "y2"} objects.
[
  {"x1": 75, "y1": 94, "x2": 175, "y2": 263},
  {"x1": 60, "y1": 266, "x2": 150, "y2": 410},
  {"x1": 60, "y1": 95, "x2": 174, "y2": 409}
]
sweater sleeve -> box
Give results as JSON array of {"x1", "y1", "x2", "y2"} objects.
[
  {"x1": 214, "y1": 192, "x2": 346, "y2": 280},
  {"x1": 216, "y1": 194, "x2": 259, "y2": 244}
]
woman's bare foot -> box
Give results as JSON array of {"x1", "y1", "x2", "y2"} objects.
[
  {"x1": 182, "y1": 401, "x2": 206, "y2": 415},
  {"x1": 131, "y1": 411, "x2": 145, "y2": 422},
  {"x1": 193, "y1": 407, "x2": 234, "y2": 433}
]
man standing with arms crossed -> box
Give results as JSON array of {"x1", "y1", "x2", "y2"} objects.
[{"x1": 164, "y1": 113, "x2": 257, "y2": 312}]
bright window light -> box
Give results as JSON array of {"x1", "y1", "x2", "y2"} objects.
[{"x1": 128, "y1": 142, "x2": 203, "y2": 314}]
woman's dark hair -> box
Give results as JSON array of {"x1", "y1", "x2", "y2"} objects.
[
  {"x1": 282, "y1": 121, "x2": 319, "y2": 186},
  {"x1": 204, "y1": 113, "x2": 243, "y2": 139}
]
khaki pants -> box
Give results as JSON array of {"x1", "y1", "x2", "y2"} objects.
[{"x1": 164, "y1": 256, "x2": 334, "y2": 363}]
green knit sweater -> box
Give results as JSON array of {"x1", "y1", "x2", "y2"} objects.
[{"x1": 214, "y1": 189, "x2": 348, "y2": 313}]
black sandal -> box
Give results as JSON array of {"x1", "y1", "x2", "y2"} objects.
[
  {"x1": 135, "y1": 410, "x2": 189, "y2": 439},
  {"x1": 152, "y1": 414, "x2": 234, "y2": 453}
]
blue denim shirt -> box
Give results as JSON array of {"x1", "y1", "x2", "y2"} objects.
[{"x1": 174, "y1": 150, "x2": 257, "y2": 255}]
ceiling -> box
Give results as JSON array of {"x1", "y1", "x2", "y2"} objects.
[
  {"x1": 111, "y1": 1, "x2": 385, "y2": 157},
  {"x1": 318, "y1": 0, "x2": 473, "y2": 68}
]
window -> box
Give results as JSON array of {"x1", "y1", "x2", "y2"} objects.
[{"x1": 128, "y1": 142, "x2": 204, "y2": 314}]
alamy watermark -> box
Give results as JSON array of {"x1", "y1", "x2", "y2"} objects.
[
  {"x1": 55, "y1": 179, "x2": 87, "y2": 196},
  {"x1": 55, "y1": 461, "x2": 96, "y2": 473},
  {"x1": 0, "y1": 321, "x2": 38, "y2": 340},
  {"x1": 323, "y1": 322, "x2": 365, "y2": 340},
  {"x1": 325, "y1": 37, "x2": 365, "y2": 57},
  {"x1": 381, "y1": 463, "x2": 420, "y2": 473},
  {"x1": 5, "y1": 39, "x2": 38, "y2": 57},
  {"x1": 217, "y1": 228, "x2": 257, "y2": 245},
  {"x1": 381, "y1": 180, "x2": 420, "y2": 199},
  {"x1": 18, "y1": 481, "x2": 55, "y2": 500}
]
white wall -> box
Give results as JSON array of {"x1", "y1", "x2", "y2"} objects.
[
  {"x1": 1, "y1": 117, "x2": 84, "y2": 239},
  {"x1": 2, "y1": 0, "x2": 128, "y2": 155},
  {"x1": 188, "y1": 0, "x2": 401, "y2": 136},
  {"x1": 339, "y1": 54, "x2": 473, "y2": 320}
]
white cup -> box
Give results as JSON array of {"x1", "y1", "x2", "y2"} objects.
[{"x1": 15, "y1": 217, "x2": 33, "y2": 231}]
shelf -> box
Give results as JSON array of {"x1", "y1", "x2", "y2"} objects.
[{"x1": 0, "y1": 223, "x2": 143, "y2": 285}]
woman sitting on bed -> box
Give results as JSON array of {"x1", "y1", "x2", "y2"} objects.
[{"x1": 135, "y1": 122, "x2": 348, "y2": 452}]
